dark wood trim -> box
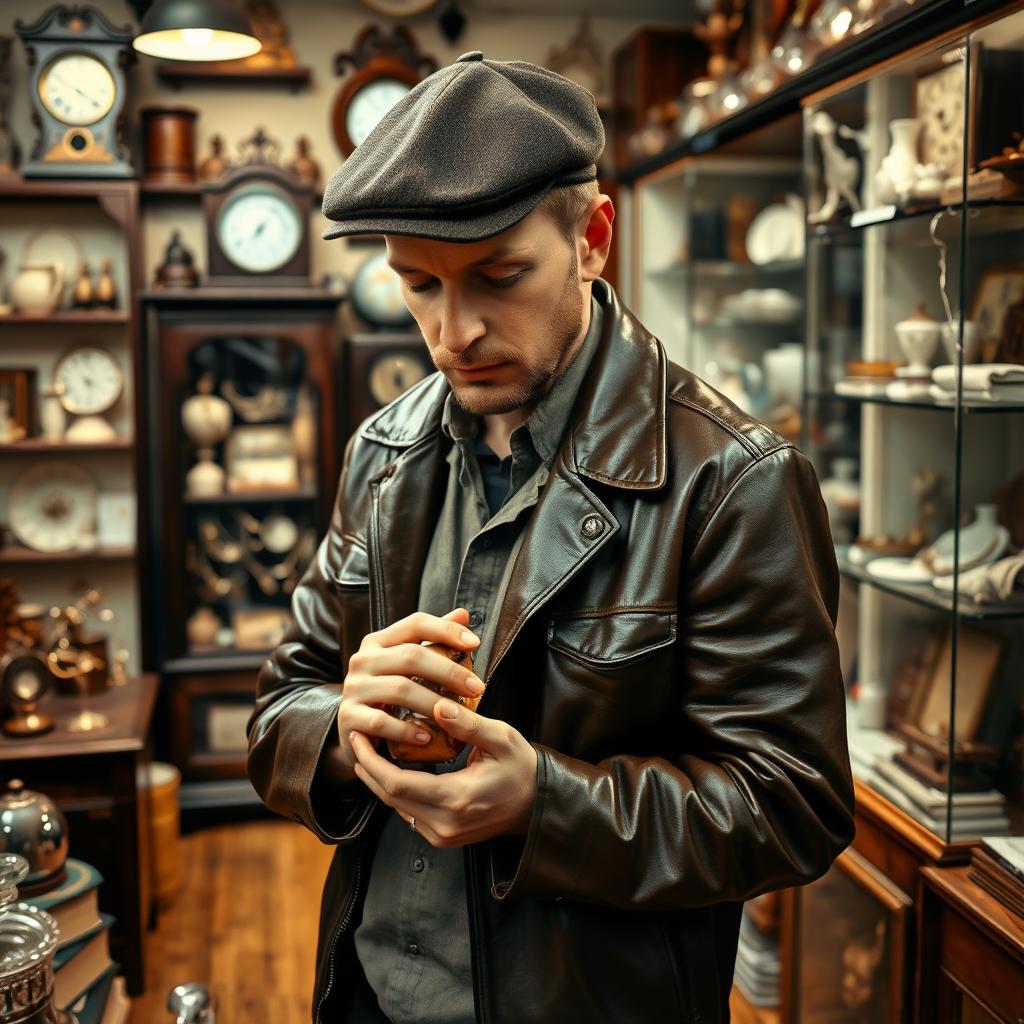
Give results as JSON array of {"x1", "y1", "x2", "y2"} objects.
[
  {"x1": 0, "y1": 544, "x2": 135, "y2": 563},
  {"x1": 0, "y1": 438, "x2": 134, "y2": 453},
  {"x1": 0, "y1": 310, "x2": 130, "y2": 325},
  {"x1": 156, "y1": 62, "x2": 311, "y2": 92}
]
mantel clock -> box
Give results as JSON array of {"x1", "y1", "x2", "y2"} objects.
[{"x1": 16, "y1": 4, "x2": 134, "y2": 178}]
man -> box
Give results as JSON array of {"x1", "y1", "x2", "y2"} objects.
[{"x1": 247, "y1": 52, "x2": 854, "y2": 1024}]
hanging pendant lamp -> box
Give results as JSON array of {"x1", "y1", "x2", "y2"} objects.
[{"x1": 133, "y1": 0, "x2": 261, "y2": 61}]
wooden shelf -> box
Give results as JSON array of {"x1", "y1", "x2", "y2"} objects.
[
  {"x1": 0, "y1": 178, "x2": 139, "y2": 200},
  {"x1": 140, "y1": 180, "x2": 203, "y2": 197},
  {"x1": 163, "y1": 651, "x2": 269, "y2": 675},
  {"x1": 156, "y1": 62, "x2": 311, "y2": 92},
  {"x1": 0, "y1": 544, "x2": 135, "y2": 564},
  {"x1": 183, "y1": 486, "x2": 318, "y2": 506},
  {"x1": 0, "y1": 438, "x2": 133, "y2": 454},
  {"x1": 0, "y1": 310, "x2": 129, "y2": 325}
]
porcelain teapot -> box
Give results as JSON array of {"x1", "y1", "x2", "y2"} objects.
[{"x1": 10, "y1": 261, "x2": 64, "y2": 316}]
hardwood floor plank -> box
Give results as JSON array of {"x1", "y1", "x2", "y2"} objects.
[{"x1": 131, "y1": 820, "x2": 334, "y2": 1024}]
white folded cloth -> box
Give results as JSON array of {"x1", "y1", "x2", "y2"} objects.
[
  {"x1": 932, "y1": 550, "x2": 1024, "y2": 603},
  {"x1": 929, "y1": 383, "x2": 1024, "y2": 403},
  {"x1": 932, "y1": 363, "x2": 1024, "y2": 391}
]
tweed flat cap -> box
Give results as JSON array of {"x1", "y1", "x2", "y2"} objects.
[{"x1": 321, "y1": 51, "x2": 604, "y2": 242}]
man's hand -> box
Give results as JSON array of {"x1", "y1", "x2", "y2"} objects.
[
  {"x1": 350, "y1": 698, "x2": 539, "y2": 848},
  {"x1": 330, "y1": 608, "x2": 484, "y2": 782}
]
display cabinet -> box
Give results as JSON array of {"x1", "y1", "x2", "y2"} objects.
[
  {"x1": 631, "y1": 130, "x2": 806, "y2": 445},
  {"x1": 141, "y1": 289, "x2": 343, "y2": 789}
]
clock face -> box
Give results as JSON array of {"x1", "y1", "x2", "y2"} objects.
[
  {"x1": 38, "y1": 53, "x2": 116, "y2": 127},
  {"x1": 216, "y1": 184, "x2": 303, "y2": 273},
  {"x1": 369, "y1": 352, "x2": 430, "y2": 406},
  {"x1": 54, "y1": 347, "x2": 123, "y2": 416},
  {"x1": 10, "y1": 662, "x2": 46, "y2": 703},
  {"x1": 352, "y1": 252, "x2": 416, "y2": 328},
  {"x1": 9, "y1": 461, "x2": 97, "y2": 553},
  {"x1": 346, "y1": 79, "x2": 412, "y2": 149}
]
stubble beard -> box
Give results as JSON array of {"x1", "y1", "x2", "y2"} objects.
[{"x1": 448, "y1": 249, "x2": 584, "y2": 416}]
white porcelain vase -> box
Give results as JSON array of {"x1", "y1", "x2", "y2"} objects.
[
  {"x1": 181, "y1": 375, "x2": 231, "y2": 448},
  {"x1": 926, "y1": 504, "x2": 1010, "y2": 576},
  {"x1": 875, "y1": 118, "x2": 920, "y2": 204}
]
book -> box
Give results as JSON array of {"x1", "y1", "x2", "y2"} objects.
[
  {"x1": 66, "y1": 963, "x2": 118, "y2": 1024},
  {"x1": 23, "y1": 857, "x2": 104, "y2": 949},
  {"x1": 870, "y1": 775, "x2": 1010, "y2": 837},
  {"x1": 875, "y1": 758, "x2": 1006, "y2": 815},
  {"x1": 969, "y1": 849, "x2": 1024, "y2": 918},
  {"x1": 102, "y1": 975, "x2": 130, "y2": 1024},
  {"x1": 982, "y1": 837, "x2": 1024, "y2": 880},
  {"x1": 55, "y1": 913, "x2": 114, "y2": 1010}
]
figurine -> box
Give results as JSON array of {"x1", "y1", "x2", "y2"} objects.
[
  {"x1": 241, "y1": 0, "x2": 296, "y2": 69},
  {"x1": 154, "y1": 230, "x2": 199, "y2": 289},
  {"x1": 95, "y1": 257, "x2": 117, "y2": 309},
  {"x1": 287, "y1": 136, "x2": 321, "y2": 192},
  {"x1": 71, "y1": 260, "x2": 94, "y2": 308},
  {"x1": 198, "y1": 134, "x2": 230, "y2": 181},
  {"x1": 807, "y1": 111, "x2": 863, "y2": 223}
]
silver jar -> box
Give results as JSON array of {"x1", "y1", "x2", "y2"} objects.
[{"x1": 0, "y1": 783, "x2": 68, "y2": 896}]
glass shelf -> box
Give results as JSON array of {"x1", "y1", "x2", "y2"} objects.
[
  {"x1": 649, "y1": 259, "x2": 805, "y2": 280},
  {"x1": 836, "y1": 549, "x2": 1024, "y2": 621},
  {"x1": 811, "y1": 199, "x2": 1024, "y2": 240},
  {"x1": 808, "y1": 390, "x2": 1024, "y2": 415},
  {"x1": 183, "y1": 487, "x2": 318, "y2": 506}
]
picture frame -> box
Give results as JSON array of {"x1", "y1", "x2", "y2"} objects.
[
  {"x1": 969, "y1": 265, "x2": 1024, "y2": 350},
  {"x1": 97, "y1": 491, "x2": 136, "y2": 547},
  {"x1": 912, "y1": 47, "x2": 978, "y2": 180},
  {"x1": 792, "y1": 849, "x2": 911, "y2": 1024},
  {"x1": 0, "y1": 367, "x2": 39, "y2": 438},
  {"x1": 913, "y1": 626, "x2": 1003, "y2": 742},
  {"x1": 231, "y1": 606, "x2": 291, "y2": 650}
]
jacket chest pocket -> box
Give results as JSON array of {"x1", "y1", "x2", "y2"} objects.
[
  {"x1": 334, "y1": 537, "x2": 371, "y2": 666},
  {"x1": 547, "y1": 609, "x2": 677, "y2": 670}
]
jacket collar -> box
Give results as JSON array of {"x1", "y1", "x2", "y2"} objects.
[{"x1": 359, "y1": 279, "x2": 667, "y2": 491}]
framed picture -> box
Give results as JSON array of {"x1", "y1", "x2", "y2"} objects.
[
  {"x1": 792, "y1": 849, "x2": 911, "y2": 1024},
  {"x1": 913, "y1": 48, "x2": 977, "y2": 180},
  {"x1": 914, "y1": 626, "x2": 1003, "y2": 742},
  {"x1": 969, "y1": 265, "x2": 1024, "y2": 350},
  {"x1": 0, "y1": 367, "x2": 38, "y2": 438},
  {"x1": 97, "y1": 491, "x2": 136, "y2": 547}
]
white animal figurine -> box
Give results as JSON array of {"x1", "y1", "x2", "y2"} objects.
[{"x1": 808, "y1": 110, "x2": 863, "y2": 224}]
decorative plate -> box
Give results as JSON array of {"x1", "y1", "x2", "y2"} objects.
[{"x1": 9, "y1": 461, "x2": 97, "y2": 552}]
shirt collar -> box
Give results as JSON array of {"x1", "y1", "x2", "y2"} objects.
[{"x1": 441, "y1": 294, "x2": 603, "y2": 466}]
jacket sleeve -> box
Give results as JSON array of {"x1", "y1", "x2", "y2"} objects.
[
  {"x1": 495, "y1": 445, "x2": 855, "y2": 909},
  {"x1": 246, "y1": 433, "x2": 375, "y2": 844}
]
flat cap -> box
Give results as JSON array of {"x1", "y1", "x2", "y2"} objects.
[{"x1": 321, "y1": 51, "x2": 604, "y2": 243}]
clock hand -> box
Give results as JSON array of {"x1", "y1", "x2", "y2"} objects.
[
  {"x1": 51, "y1": 72, "x2": 103, "y2": 109},
  {"x1": 250, "y1": 217, "x2": 270, "y2": 242}
]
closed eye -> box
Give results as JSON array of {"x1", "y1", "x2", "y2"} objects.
[{"x1": 406, "y1": 269, "x2": 528, "y2": 294}]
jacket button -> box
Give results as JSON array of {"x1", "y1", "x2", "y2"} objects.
[
  {"x1": 407, "y1": 942, "x2": 421, "y2": 956},
  {"x1": 581, "y1": 514, "x2": 605, "y2": 540}
]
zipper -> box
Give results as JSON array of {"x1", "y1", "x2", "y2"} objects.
[
  {"x1": 465, "y1": 849, "x2": 491, "y2": 1024},
  {"x1": 314, "y1": 857, "x2": 363, "y2": 1024},
  {"x1": 368, "y1": 462, "x2": 396, "y2": 632}
]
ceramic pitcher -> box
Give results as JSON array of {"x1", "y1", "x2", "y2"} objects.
[{"x1": 10, "y1": 260, "x2": 64, "y2": 316}]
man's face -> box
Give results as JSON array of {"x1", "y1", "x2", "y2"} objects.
[{"x1": 385, "y1": 206, "x2": 585, "y2": 416}]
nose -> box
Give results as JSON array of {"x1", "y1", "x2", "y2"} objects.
[{"x1": 437, "y1": 288, "x2": 485, "y2": 355}]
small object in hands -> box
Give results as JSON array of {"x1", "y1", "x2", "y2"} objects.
[
  {"x1": 95, "y1": 257, "x2": 117, "y2": 308},
  {"x1": 387, "y1": 642, "x2": 482, "y2": 763},
  {"x1": 71, "y1": 260, "x2": 94, "y2": 308},
  {"x1": 198, "y1": 133, "x2": 230, "y2": 181},
  {"x1": 154, "y1": 230, "x2": 200, "y2": 289}
]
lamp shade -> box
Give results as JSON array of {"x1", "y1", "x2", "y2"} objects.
[{"x1": 133, "y1": 0, "x2": 261, "y2": 61}]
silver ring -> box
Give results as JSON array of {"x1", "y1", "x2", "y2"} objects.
[{"x1": 408, "y1": 815, "x2": 417, "y2": 833}]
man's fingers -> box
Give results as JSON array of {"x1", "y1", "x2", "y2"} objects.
[
  {"x1": 339, "y1": 704, "x2": 434, "y2": 748},
  {"x1": 372, "y1": 608, "x2": 479, "y2": 654},
  {"x1": 349, "y1": 730, "x2": 446, "y2": 804},
  {"x1": 432, "y1": 699, "x2": 511, "y2": 756}
]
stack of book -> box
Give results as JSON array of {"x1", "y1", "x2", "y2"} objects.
[
  {"x1": 732, "y1": 906, "x2": 780, "y2": 1009},
  {"x1": 872, "y1": 758, "x2": 1010, "y2": 839},
  {"x1": 969, "y1": 838, "x2": 1024, "y2": 919},
  {"x1": 23, "y1": 858, "x2": 131, "y2": 1024}
]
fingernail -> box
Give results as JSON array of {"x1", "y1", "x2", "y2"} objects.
[
  {"x1": 439, "y1": 699, "x2": 459, "y2": 720},
  {"x1": 466, "y1": 676, "x2": 485, "y2": 695},
  {"x1": 416, "y1": 730, "x2": 431, "y2": 743},
  {"x1": 461, "y1": 630, "x2": 479, "y2": 646},
  {"x1": 348, "y1": 731, "x2": 357, "y2": 744}
]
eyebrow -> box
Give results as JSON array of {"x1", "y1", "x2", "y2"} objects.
[{"x1": 388, "y1": 246, "x2": 533, "y2": 275}]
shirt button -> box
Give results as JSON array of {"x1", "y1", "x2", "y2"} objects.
[
  {"x1": 412, "y1": 857, "x2": 425, "y2": 872},
  {"x1": 468, "y1": 611, "x2": 482, "y2": 628},
  {"x1": 481, "y1": 536, "x2": 493, "y2": 550},
  {"x1": 407, "y1": 942, "x2": 421, "y2": 956}
]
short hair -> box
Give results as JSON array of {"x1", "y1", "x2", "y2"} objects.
[{"x1": 535, "y1": 180, "x2": 600, "y2": 246}]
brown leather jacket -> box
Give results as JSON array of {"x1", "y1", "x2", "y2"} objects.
[{"x1": 247, "y1": 279, "x2": 855, "y2": 1024}]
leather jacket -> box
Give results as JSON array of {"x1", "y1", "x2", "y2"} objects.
[{"x1": 247, "y1": 279, "x2": 855, "y2": 1024}]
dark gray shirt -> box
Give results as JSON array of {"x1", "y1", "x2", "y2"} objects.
[{"x1": 353, "y1": 297, "x2": 603, "y2": 1024}]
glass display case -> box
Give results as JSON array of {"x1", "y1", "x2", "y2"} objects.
[
  {"x1": 802, "y1": 5, "x2": 1024, "y2": 848},
  {"x1": 632, "y1": 144, "x2": 806, "y2": 444},
  {"x1": 143, "y1": 290, "x2": 342, "y2": 779}
]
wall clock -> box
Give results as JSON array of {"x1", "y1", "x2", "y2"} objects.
[
  {"x1": 346, "y1": 332, "x2": 431, "y2": 436},
  {"x1": 202, "y1": 161, "x2": 312, "y2": 287},
  {"x1": 15, "y1": 5, "x2": 134, "y2": 178},
  {"x1": 0, "y1": 648, "x2": 55, "y2": 738},
  {"x1": 332, "y1": 25, "x2": 437, "y2": 157},
  {"x1": 351, "y1": 250, "x2": 415, "y2": 328},
  {"x1": 53, "y1": 344, "x2": 122, "y2": 442},
  {"x1": 9, "y1": 461, "x2": 97, "y2": 552}
]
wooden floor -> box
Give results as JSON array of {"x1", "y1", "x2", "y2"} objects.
[{"x1": 131, "y1": 819, "x2": 334, "y2": 1024}]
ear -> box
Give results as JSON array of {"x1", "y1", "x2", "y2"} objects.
[{"x1": 579, "y1": 194, "x2": 615, "y2": 283}]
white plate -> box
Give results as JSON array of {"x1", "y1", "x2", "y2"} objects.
[
  {"x1": 865, "y1": 557, "x2": 932, "y2": 584},
  {"x1": 9, "y1": 461, "x2": 97, "y2": 552},
  {"x1": 746, "y1": 196, "x2": 804, "y2": 265}
]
